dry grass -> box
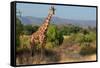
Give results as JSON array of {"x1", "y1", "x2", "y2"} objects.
[
  {"x1": 16, "y1": 43, "x2": 96, "y2": 65},
  {"x1": 16, "y1": 35, "x2": 96, "y2": 65}
]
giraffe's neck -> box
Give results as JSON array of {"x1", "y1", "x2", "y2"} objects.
[{"x1": 37, "y1": 13, "x2": 53, "y2": 33}]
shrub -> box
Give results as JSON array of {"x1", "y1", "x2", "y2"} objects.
[
  {"x1": 19, "y1": 35, "x2": 30, "y2": 49},
  {"x1": 46, "y1": 24, "x2": 63, "y2": 48},
  {"x1": 60, "y1": 25, "x2": 81, "y2": 35},
  {"x1": 45, "y1": 42, "x2": 54, "y2": 50},
  {"x1": 23, "y1": 25, "x2": 39, "y2": 35},
  {"x1": 79, "y1": 44, "x2": 96, "y2": 55}
]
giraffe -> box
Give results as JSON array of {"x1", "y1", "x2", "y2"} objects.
[{"x1": 30, "y1": 6, "x2": 55, "y2": 57}]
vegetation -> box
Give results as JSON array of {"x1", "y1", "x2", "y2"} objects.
[
  {"x1": 16, "y1": 18, "x2": 23, "y2": 47},
  {"x1": 16, "y1": 18, "x2": 96, "y2": 65},
  {"x1": 79, "y1": 44, "x2": 96, "y2": 55},
  {"x1": 23, "y1": 25, "x2": 39, "y2": 35},
  {"x1": 59, "y1": 25, "x2": 81, "y2": 35},
  {"x1": 46, "y1": 24, "x2": 63, "y2": 49}
]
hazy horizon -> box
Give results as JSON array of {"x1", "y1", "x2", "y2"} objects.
[{"x1": 16, "y1": 3, "x2": 96, "y2": 21}]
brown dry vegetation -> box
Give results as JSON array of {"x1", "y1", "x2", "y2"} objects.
[{"x1": 16, "y1": 35, "x2": 96, "y2": 65}]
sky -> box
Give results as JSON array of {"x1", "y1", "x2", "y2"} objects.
[{"x1": 16, "y1": 3, "x2": 96, "y2": 20}]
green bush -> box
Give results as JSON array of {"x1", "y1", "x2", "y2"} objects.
[
  {"x1": 66, "y1": 33, "x2": 83, "y2": 43},
  {"x1": 79, "y1": 32, "x2": 96, "y2": 43},
  {"x1": 60, "y1": 25, "x2": 81, "y2": 35},
  {"x1": 79, "y1": 32, "x2": 96, "y2": 55},
  {"x1": 64, "y1": 31, "x2": 96, "y2": 47},
  {"x1": 46, "y1": 24, "x2": 63, "y2": 48},
  {"x1": 23, "y1": 25, "x2": 39, "y2": 35}
]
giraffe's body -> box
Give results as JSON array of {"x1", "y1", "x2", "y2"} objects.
[{"x1": 30, "y1": 6, "x2": 55, "y2": 56}]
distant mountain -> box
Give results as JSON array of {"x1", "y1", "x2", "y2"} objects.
[
  {"x1": 51, "y1": 17, "x2": 96, "y2": 27},
  {"x1": 19, "y1": 16, "x2": 43, "y2": 25},
  {"x1": 18, "y1": 16, "x2": 96, "y2": 27}
]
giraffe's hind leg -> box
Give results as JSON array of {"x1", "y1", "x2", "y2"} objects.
[{"x1": 30, "y1": 41, "x2": 35, "y2": 57}]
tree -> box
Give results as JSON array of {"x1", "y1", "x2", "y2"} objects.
[
  {"x1": 46, "y1": 24, "x2": 63, "y2": 47},
  {"x1": 59, "y1": 25, "x2": 81, "y2": 36},
  {"x1": 23, "y1": 25, "x2": 39, "y2": 35},
  {"x1": 16, "y1": 18, "x2": 23, "y2": 47}
]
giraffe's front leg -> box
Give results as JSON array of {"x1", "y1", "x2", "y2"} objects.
[
  {"x1": 39, "y1": 35, "x2": 46, "y2": 61},
  {"x1": 39, "y1": 35, "x2": 46, "y2": 48}
]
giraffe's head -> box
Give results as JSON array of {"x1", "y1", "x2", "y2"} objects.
[{"x1": 49, "y1": 6, "x2": 55, "y2": 15}]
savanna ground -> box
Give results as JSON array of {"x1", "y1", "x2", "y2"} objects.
[{"x1": 16, "y1": 18, "x2": 96, "y2": 65}]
